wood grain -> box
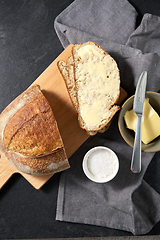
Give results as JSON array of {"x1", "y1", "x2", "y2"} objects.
[{"x1": 0, "y1": 44, "x2": 127, "y2": 190}]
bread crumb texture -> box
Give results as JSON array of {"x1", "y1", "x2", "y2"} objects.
[{"x1": 73, "y1": 42, "x2": 120, "y2": 131}]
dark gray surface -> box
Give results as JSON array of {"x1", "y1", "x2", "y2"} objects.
[
  {"x1": 0, "y1": 0, "x2": 160, "y2": 239},
  {"x1": 9, "y1": 237, "x2": 160, "y2": 240}
]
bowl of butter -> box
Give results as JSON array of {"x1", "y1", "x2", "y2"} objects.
[{"x1": 118, "y1": 91, "x2": 160, "y2": 152}]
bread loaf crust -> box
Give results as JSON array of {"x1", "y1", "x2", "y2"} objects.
[
  {"x1": 4, "y1": 94, "x2": 63, "y2": 156},
  {"x1": 0, "y1": 85, "x2": 70, "y2": 175},
  {"x1": 4, "y1": 147, "x2": 69, "y2": 176}
]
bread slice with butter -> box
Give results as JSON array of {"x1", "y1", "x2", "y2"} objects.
[
  {"x1": 0, "y1": 85, "x2": 70, "y2": 175},
  {"x1": 58, "y1": 41, "x2": 120, "y2": 134},
  {"x1": 73, "y1": 41, "x2": 120, "y2": 133},
  {"x1": 58, "y1": 57, "x2": 112, "y2": 135}
]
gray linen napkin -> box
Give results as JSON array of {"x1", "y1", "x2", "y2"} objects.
[{"x1": 54, "y1": 0, "x2": 160, "y2": 235}]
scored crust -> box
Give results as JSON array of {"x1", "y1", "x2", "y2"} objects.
[{"x1": 0, "y1": 85, "x2": 70, "y2": 175}]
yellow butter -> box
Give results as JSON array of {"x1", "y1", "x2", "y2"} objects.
[
  {"x1": 124, "y1": 98, "x2": 160, "y2": 144},
  {"x1": 81, "y1": 101, "x2": 102, "y2": 127},
  {"x1": 77, "y1": 45, "x2": 119, "y2": 99},
  {"x1": 77, "y1": 45, "x2": 119, "y2": 128}
]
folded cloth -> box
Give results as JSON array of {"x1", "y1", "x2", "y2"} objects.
[
  {"x1": 54, "y1": 0, "x2": 137, "y2": 47},
  {"x1": 54, "y1": 0, "x2": 160, "y2": 235}
]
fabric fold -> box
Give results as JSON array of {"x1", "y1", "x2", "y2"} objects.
[
  {"x1": 54, "y1": 0, "x2": 160, "y2": 235},
  {"x1": 54, "y1": 0, "x2": 138, "y2": 48},
  {"x1": 126, "y1": 13, "x2": 160, "y2": 55}
]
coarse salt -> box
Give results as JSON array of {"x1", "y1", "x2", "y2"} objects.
[
  {"x1": 83, "y1": 146, "x2": 119, "y2": 183},
  {"x1": 87, "y1": 149, "x2": 116, "y2": 179}
]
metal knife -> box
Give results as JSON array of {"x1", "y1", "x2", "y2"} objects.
[{"x1": 131, "y1": 71, "x2": 147, "y2": 173}]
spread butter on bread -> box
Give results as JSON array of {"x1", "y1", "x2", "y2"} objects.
[
  {"x1": 58, "y1": 41, "x2": 120, "y2": 134},
  {"x1": 0, "y1": 85, "x2": 70, "y2": 175}
]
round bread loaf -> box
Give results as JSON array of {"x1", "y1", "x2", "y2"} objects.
[{"x1": 0, "y1": 85, "x2": 70, "y2": 175}]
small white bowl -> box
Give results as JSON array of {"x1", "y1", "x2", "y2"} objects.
[{"x1": 82, "y1": 146, "x2": 119, "y2": 183}]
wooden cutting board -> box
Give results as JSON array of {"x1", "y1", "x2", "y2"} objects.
[{"x1": 0, "y1": 44, "x2": 127, "y2": 190}]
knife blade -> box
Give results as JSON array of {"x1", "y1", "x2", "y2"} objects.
[{"x1": 131, "y1": 71, "x2": 147, "y2": 173}]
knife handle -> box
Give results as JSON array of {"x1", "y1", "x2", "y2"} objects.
[{"x1": 131, "y1": 115, "x2": 142, "y2": 173}]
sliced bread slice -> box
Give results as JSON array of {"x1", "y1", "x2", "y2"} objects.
[
  {"x1": 72, "y1": 41, "x2": 120, "y2": 132},
  {"x1": 58, "y1": 58, "x2": 98, "y2": 135},
  {"x1": 58, "y1": 56, "x2": 78, "y2": 111}
]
